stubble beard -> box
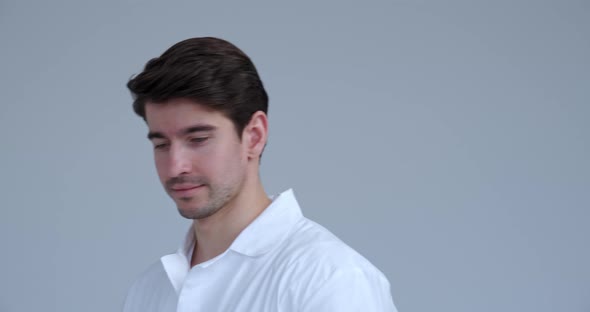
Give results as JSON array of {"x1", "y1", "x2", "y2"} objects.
[
  {"x1": 176, "y1": 183, "x2": 235, "y2": 220},
  {"x1": 167, "y1": 174, "x2": 242, "y2": 220},
  {"x1": 165, "y1": 157, "x2": 246, "y2": 220}
]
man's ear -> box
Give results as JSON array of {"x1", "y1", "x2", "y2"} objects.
[{"x1": 243, "y1": 111, "x2": 268, "y2": 160}]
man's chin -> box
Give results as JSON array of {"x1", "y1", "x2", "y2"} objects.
[
  {"x1": 177, "y1": 206, "x2": 201, "y2": 220},
  {"x1": 176, "y1": 203, "x2": 216, "y2": 220}
]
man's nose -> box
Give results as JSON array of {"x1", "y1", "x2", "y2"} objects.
[{"x1": 169, "y1": 144, "x2": 192, "y2": 176}]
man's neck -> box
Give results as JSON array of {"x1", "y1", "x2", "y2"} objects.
[{"x1": 190, "y1": 181, "x2": 271, "y2": 267}]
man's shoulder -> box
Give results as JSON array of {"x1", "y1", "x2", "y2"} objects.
[
  {"x1": 276, "y1": 217, "x2": 387, "y2": 280},
  {"x1": 272, "y1": 217, "x2": 394, "y2": 309}
]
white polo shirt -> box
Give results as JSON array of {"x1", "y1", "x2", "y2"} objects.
[{"x1": 123, "y1": 189, "x2": 398, "y2": 312}]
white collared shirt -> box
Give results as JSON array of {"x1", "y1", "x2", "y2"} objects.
[{"x1": 123, "y1": 189, "x2": 398, "y2": 312}]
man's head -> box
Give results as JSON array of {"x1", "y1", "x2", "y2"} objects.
[
  {"x1": 127, "y1": 38, "x2": 269, "y2": 220},
  {"x1": 128, "y1": 37, "x2": 268, "y2": 136}
]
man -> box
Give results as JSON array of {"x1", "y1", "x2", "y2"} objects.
[{"x1": 123, "y1": 37, "x2": 398, "y2": 312}]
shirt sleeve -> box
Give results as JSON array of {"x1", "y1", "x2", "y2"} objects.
[{"x1": 299, "y1": 267, "x2": 398, "y2": 312}]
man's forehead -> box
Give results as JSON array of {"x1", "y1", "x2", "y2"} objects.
[
  {"x1": 146, "y1": 99, "x2": 223, "y2": 122},
  {"x1": 145, "y1": 99, "x2": 215, "y2": 115},
  {"x1": 145, "y1": 102, "x2": 229, "y2": 138}
]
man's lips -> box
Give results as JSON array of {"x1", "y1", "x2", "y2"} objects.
[{"x1": 170, "y1": 184, "x2": 204, "y2": 192}]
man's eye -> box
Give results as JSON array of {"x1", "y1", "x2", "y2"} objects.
[
  {"x1": 154, "y1": 143, "x2": 169, "y2": 150},
  {"x1": 189, "y1": 137, "x2": 208, "y2": 144}
]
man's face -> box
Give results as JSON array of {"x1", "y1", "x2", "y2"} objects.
[{"x1": 145, "y1": 98, "x2": 247, "y2": 219}]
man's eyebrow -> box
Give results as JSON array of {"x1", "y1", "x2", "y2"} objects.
[
  {"x1": 147, "y1": 125, "x2": 216, "y2": 140},
  {"x1": 147, "y1": 131, "x2": 165, "y2": 140},
  {"x1": 181, "y1": 125, "x2": 216, "y2": 136}
]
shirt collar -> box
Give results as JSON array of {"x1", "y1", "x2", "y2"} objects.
[
  {"x1": 229, "y1": 188, "x2": 303, "y2": 257},
  {"x1": 161, "y1": 188, "x2": 303, "y2": 293}
]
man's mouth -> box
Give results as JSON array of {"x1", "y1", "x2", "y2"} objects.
[{"x1": 170, "y1": 184, "x2": 204, "y2": 195}]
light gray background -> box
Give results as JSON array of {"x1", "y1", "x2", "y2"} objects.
[{"x1": 1, "y1": 1, "x2": 588, "y2": 311}]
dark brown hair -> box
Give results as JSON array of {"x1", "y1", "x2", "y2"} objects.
[{"x1": 127, "y1": 37, "x2": 268, "y2": 136}]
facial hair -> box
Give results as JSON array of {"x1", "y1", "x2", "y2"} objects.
[{"x1": 165, "y1": 175, "x2": 238, "y2": 220}]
